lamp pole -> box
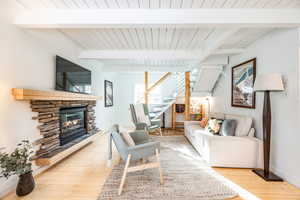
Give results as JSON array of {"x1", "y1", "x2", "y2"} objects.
[{"x1": 252, "y1": 90, "x2": 283, "y2": 181}]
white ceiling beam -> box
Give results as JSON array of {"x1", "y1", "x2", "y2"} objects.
[
  {"x1": 201, "y1": 55, "x2": 228, "y2": 65},
  {"x1": 199, "y1": 28, "x2": 240, "y2": 63},
  {"x1": 191, "y1": 29, "x2": 238, "y2": 91},
  {"x1": 15, "y1": 9, "x2": 300, "y2": 28},
  {"x1": 101, "y1": 65, "x2": 192, "y2": 72},
  {"x1": 80, "y1": 50, "x2": 201, "y2": 60},
  {"x1": 79, "y1": 49, "x2": 241, "y2": 60},
  {"x1": 213, "y1": 48, "x2": 245, "y2": 55}
]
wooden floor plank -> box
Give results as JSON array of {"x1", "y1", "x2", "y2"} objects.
[{"x1": 2, "y1": 131, "x2": 300, "y2": 200}]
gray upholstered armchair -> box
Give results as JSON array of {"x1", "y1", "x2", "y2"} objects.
[
  {"x1": 108, "y1": 125, "x2": 164, "y2": 195},
  {"x1": 129, "y1": 104, "x2": 162, "y2": 135}
]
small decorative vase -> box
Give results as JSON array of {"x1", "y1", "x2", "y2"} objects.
[{"x1": 16, "y1": 171, "x2": 35, "y2": 196}]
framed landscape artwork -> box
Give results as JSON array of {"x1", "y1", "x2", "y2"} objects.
[
  {"x1": 231, "y1": 58, "x2": 256, "y2": 109},
  {"x1": 104, "y1": 80, "x2": 113, "y2": 107}
]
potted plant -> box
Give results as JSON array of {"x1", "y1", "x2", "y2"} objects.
[{"x1": 0, "y1": 140, "x2": 35, "y2": 196}]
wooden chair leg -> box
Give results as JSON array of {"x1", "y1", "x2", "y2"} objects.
[
  {"x1": 118, "y1": 154, "x2": 131, "y2": 195},
  {"x1": 159, "y1": 128, "x2": 163, "y2": 136},
  {"x1": 155, "y1": 149, "x2": 164, "y2": 184}
]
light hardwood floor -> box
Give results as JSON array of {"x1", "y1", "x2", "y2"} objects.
[{"x1": 3, "y1": 132, "x2": 300, "y2": 200}]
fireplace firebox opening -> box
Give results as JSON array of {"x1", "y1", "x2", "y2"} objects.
[{"x1": 59, "y1": 106, "x2": 87, "y2": 146}]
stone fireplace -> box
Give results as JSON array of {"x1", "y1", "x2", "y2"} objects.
[
  {"x1": 31, "y1": 100, "x2": 98, "y2": 159},
  {"x1": 11, "y1": 88, "x2": 102, "y2": 166}
]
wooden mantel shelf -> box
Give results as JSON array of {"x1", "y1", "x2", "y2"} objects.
[{"x1": 12, "y1": 88, "x2": 102, "y2": 101}]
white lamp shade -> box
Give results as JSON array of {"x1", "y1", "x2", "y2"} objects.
[{"x1": 253, "y1": 73, "x2": 284, "y2": 91}]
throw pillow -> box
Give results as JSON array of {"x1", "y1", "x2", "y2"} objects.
[
  {"x1": 219, "y1": 119, "x2": 237, "y2": 136},
  {"x1": 121, "y1": 131, "x2": 135, "y2": 146},
  {"x1": 199, "y1": 117, "x2": 209, "y2": 128},
  {"x1": 248, "y1": 127, "x2": 255, "y2": 137},
  {"x1": 207, "y1": 119, "x2": 223, "y2": 134}
]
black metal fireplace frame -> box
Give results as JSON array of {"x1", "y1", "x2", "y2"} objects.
[{"x1": 59, "y1": 106, "x2": 88, "y2": 146}]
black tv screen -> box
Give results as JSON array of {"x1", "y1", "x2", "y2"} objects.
[{"x1": 55, "y1": 56, "x2": 92, "y2": 94}]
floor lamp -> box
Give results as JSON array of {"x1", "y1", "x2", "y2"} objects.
[{"x1": 252, "y1": 73, "x2": 284, "y2": 181}]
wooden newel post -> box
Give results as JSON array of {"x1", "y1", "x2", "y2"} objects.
[
  {"x1": 185, "y1": 71, "x2": 191, "y2": 121},
  {"x1": 144, "y1": 71, "x2": 148, "y2": 104}
]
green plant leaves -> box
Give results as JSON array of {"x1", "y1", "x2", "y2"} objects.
[{"x1": 0, "y1": 140, "x2": 34, "y2": 178}]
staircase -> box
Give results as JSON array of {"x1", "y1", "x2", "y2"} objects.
[
  {"x1": 146, "y1": 71, "x2": 199, "y2": 120},
  {"x1": 135, "y1": 67, "x2": 219, "y2": 121}
]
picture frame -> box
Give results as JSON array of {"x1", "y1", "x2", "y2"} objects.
[
  {"x1": 231, "y1": 58, "x2": 256, "y2": 109},
  {"x1": 104, "y1": 80, "x2": 113, "y2": 107}
]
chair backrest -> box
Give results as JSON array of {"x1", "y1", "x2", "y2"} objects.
[
  {"x1": 131, "y1": 104, "x2": 151, "y2": 126},
  {"x1": 143, "y1": 104, "x2": 150, "y2": 116},
  {"x1": 111, "y1": 126, "x2": 130, "y2": 161},
  {"x1": 129, "y1": 104, "x2": 138, "y2": 124}
]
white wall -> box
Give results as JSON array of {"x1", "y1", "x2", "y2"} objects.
[
  {"x1": 212, "y1": 28, "x2": 300, "y2": 187},
  {"x1": 0, "y1": 1, "x2": 118, "y2": 197},
  {"x1": 84, "y1": 61, "x2": 119, "y2": 130}
]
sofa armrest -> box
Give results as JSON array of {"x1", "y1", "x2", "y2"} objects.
[
  {"x1": 184, "y1": 121, "x2": 200, "y2": 127},
  {"x1": 208, "y1": 136, "x2": 261, "y2": 168},
  {"x1": 241, "y1": 136, "x2": 263, "y2": 168},
  {"x1": 184, "y1": 121, "x2": 200, "y2": 137}
]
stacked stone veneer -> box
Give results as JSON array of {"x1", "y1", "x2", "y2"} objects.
[{"x1": 31, "y1": 100, "x2": 98, "y2": 158}]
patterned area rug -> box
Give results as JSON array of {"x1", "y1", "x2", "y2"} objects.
[{"x1": 98, "y1": 136, "x2": 238, "y2": 200}]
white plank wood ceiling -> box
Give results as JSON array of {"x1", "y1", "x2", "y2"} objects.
[
  {"x1": 99, "y1": 59, "x2": 199, "y2": 66},
  {"x1": 59, "y1": 27, "x2": 272, "y2": 51},
  {"x1": 14, "y1": 0, "x2": 300, "y2": 70},
  {"x1": 60, "y1": 28, "x2": 230, "y2": 50},
  {"x1": 17, "y1": 0, "x2": 300, "y2": 9}
]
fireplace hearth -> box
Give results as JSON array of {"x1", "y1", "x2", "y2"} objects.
[{"x1": 59, "y1": 106, "x2": 87, "y2": 146}]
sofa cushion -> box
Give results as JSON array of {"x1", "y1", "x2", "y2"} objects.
[
  {"x1": 207, "y1": 119, "x2": 223, "y2": 134},
  {"x1": 248, "y1": 128, "x2": 255, "y2": 137},
  {"x1": 188, "y1": 124, "x2": 206, "y2": 134},
  {"x1": 219, "y1": 119, "x2": 237, "y2": 136},
  {"x1": 121, "y1": 131, "x2": 135, "y2": 146},
  {"x1": 199, "y1": 117, "x2": 209, "y2": 128},
  {"x1": 225, "y1": 114, "x2": 252, "y2": 137}
]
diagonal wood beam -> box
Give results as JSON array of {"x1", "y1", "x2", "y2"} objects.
[{"x1": 148, "y1": 72, "x2": 172, "y2": 92}]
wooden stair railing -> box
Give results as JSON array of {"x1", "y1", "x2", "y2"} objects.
[
  {"x1": 143, "y1": 72, "x2": 172, "y2": 104},
  {"x1": 147, "y1": 72, "x2": 172, "y2": 92}
]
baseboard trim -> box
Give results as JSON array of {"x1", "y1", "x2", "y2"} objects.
[{"x1": 270, "y1": 167, "x2": 300, "y2": 188}]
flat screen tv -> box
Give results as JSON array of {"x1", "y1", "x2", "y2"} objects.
[{"x1": 55, "y1": 56, "x2": 92, "y2": 94}]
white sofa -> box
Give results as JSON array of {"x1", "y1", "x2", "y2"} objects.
[{"x1": 184, "y1": 112, "x2": 263, "y2": 168}]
